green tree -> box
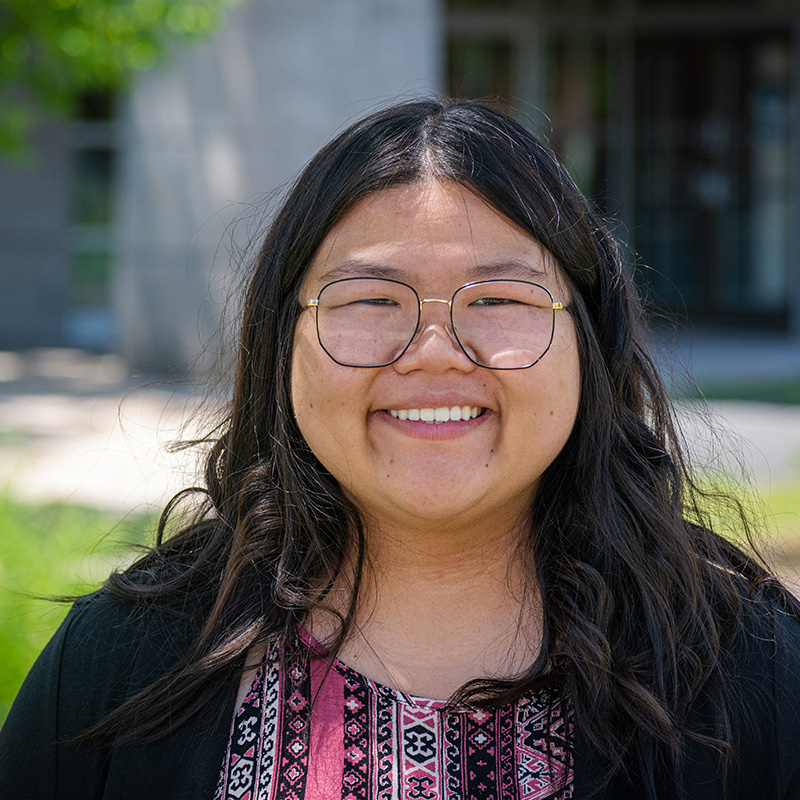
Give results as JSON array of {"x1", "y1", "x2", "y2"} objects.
[{"x1": 0, "y1": 0, "x2": 236, "y2": 158}]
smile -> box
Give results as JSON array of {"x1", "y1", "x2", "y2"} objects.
[{"x1": 387, "y1": 406, "x2": 484, "y2": 424}]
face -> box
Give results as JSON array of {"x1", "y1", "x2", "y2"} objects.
[{"x1": 291, "y1": 181, "x2": 581, "y2": 538}]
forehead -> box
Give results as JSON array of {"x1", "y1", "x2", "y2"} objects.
[{"x1": 303, "y1": 181, "x2": 558, "y2": 288}]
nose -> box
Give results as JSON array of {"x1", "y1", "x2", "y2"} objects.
[{"x1": 393, "y1": 297, "x2": 476, "y2": 374}]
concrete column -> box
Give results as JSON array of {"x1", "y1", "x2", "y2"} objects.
[
  {"x1": 0, "y1": 123, "x2": 72, "y2": 348},
  {"x1": 114, "y1": 0, "x2": 444, "y2": 373}
]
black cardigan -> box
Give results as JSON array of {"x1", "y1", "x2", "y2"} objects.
[{"x1": 2, "y1": 589, "x2": 800, "y2": 799}]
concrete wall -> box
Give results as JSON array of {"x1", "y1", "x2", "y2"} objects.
[{"x1": 114, "y1": 0, "x2": 444, "y2": 373}]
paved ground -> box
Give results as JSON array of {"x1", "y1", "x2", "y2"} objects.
[
  {"x1": 0, "y1": 347, "x2": 798, "y2": 587},
  {"x1": 0, "y1": 349, "x2": 206, "y2": 514}
]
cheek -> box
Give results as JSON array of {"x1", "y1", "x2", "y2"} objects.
[
  {"x1": 291, "y1": 323, "x2": 333, "y2": 437},
  {"x1": 538, "y1": 325, "x2": 581, "y2": 439},
  {"x1": 291, "y1": 322, "x2": 316, "y2": 413},
  {"x1": 290, "y1": 322, "x2": 360, "y2": 475}
]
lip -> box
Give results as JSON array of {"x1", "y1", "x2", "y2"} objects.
[{"x1": 374, "y1": 407, "x2": 493, "y2": 440}]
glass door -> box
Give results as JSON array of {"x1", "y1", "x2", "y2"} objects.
[{"x1": 634, "y1": 36, "x2": 791, "y2": 326}]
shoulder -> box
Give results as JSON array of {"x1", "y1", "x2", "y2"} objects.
[
  {"x1": 749, "y1": 597, "x2": 800, "y2": 798},
  {"x1": 0, "y1": 586, "x2": 205, "y2": 800},
  {"x1": 698, "y1": 593, "x2": 800, "y2": 799},
  {"x1": 6, "y1": 586, "x2": 200, "y2": 737},
  {"x1": 58, "y1": 586, "x2": 200, "y2": 679},
  {"x1": 577, "y1": 593, "x2": 800, "y2": 800},
  {"x1": 10, "y1": 584, "x2": 202, "y2": 720},
  {"x1": 732, "y1": 592, "x2": 800, "y2": 683}
]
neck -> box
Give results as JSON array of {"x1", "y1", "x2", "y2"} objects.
[{"x1": 308, "y1": 517, "x2": 541, "y2": 700}]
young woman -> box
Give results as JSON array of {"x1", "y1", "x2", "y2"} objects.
[{"x1": 2, "y1": 99, "x2": 799, "y2": 800}]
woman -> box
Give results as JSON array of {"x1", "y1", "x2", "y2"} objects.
[{"x1": 1, "y1": 99, "x2": 799, "y2": 800}]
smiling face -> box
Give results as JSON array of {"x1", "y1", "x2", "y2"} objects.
[{"x1": 291, "y1": 181, "x2": 581, "y2": 539}]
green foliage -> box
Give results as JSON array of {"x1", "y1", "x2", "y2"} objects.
[
  {"x1": 0, "y1": 0, "x2": 237, "y2": 157},
  {"x1": 0, "y1": 492, "x2": 150, "y2": 723}
]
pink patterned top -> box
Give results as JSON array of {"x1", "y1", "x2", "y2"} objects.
[{"x1": 215, "y1": 631, "x2": 573, "y2": 800}]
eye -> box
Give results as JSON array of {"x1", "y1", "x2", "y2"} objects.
[
  {"x1": 471, "y1": 296, "x2": 525, "y2": 307},
  {"x1": 351, "y1": 296, "x2": 400, "y2": 306}
]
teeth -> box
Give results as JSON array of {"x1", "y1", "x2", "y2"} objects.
[{"x1": 388, "y1": 406, "x2": 482, "y2": 424}]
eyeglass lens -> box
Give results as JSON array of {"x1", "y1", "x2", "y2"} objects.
[{"x1": 313, "y1": 278, "x2": 557, "y2": 369}]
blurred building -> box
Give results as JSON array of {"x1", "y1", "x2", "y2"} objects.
[{"x1": 1, "y1": 0, "x2": 798, "y2": 372}]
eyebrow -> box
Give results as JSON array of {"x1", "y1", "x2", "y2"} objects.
[
  {"x1": 318, "y1": 258, "x2": 548, "y2": 283},
  {"x1": 317, "y1": 261, "x2": 410, "y2": 282},
  {"x1": 464, "y1": 259, "x2": 548, "y2": 282}
]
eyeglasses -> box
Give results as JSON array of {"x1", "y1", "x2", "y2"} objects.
[{"x1": 302, "y1": 277, "x2": 565, "y2": 370}]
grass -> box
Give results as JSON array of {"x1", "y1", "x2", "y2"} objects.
[
  {"x1": 679, "y1": 378, "x2": 800, "y2": 406},
  {"x1": 760, "y1": 482, "x2": 800, "y2": 561},
  {"x1": 687, "y1": 472, "x2": 800, "y2": 557},
  {"x1": 0, "y1": 493, "x2": 150, "y2": 723}
]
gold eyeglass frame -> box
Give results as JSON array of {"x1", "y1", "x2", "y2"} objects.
[{"x1": 302, "y1": 276, "x2": 565, "y2": 370}]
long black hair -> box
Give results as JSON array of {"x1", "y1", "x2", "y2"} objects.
[{"x1": 89, "y1": 98, "x2": 797, "y2": 778}]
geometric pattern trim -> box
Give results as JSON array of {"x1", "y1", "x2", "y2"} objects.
[{"x1": 215, "y1": 631, "x2": 573, "y2": 800}]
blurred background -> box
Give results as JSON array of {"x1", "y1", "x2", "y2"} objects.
[{"x1": 1, "y1": 0, "x2": 799, "y2": 720}]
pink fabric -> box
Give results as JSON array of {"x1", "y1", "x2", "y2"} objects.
[{"x1": 306, "y1": 655, "x2": 345, "y2": 797}]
